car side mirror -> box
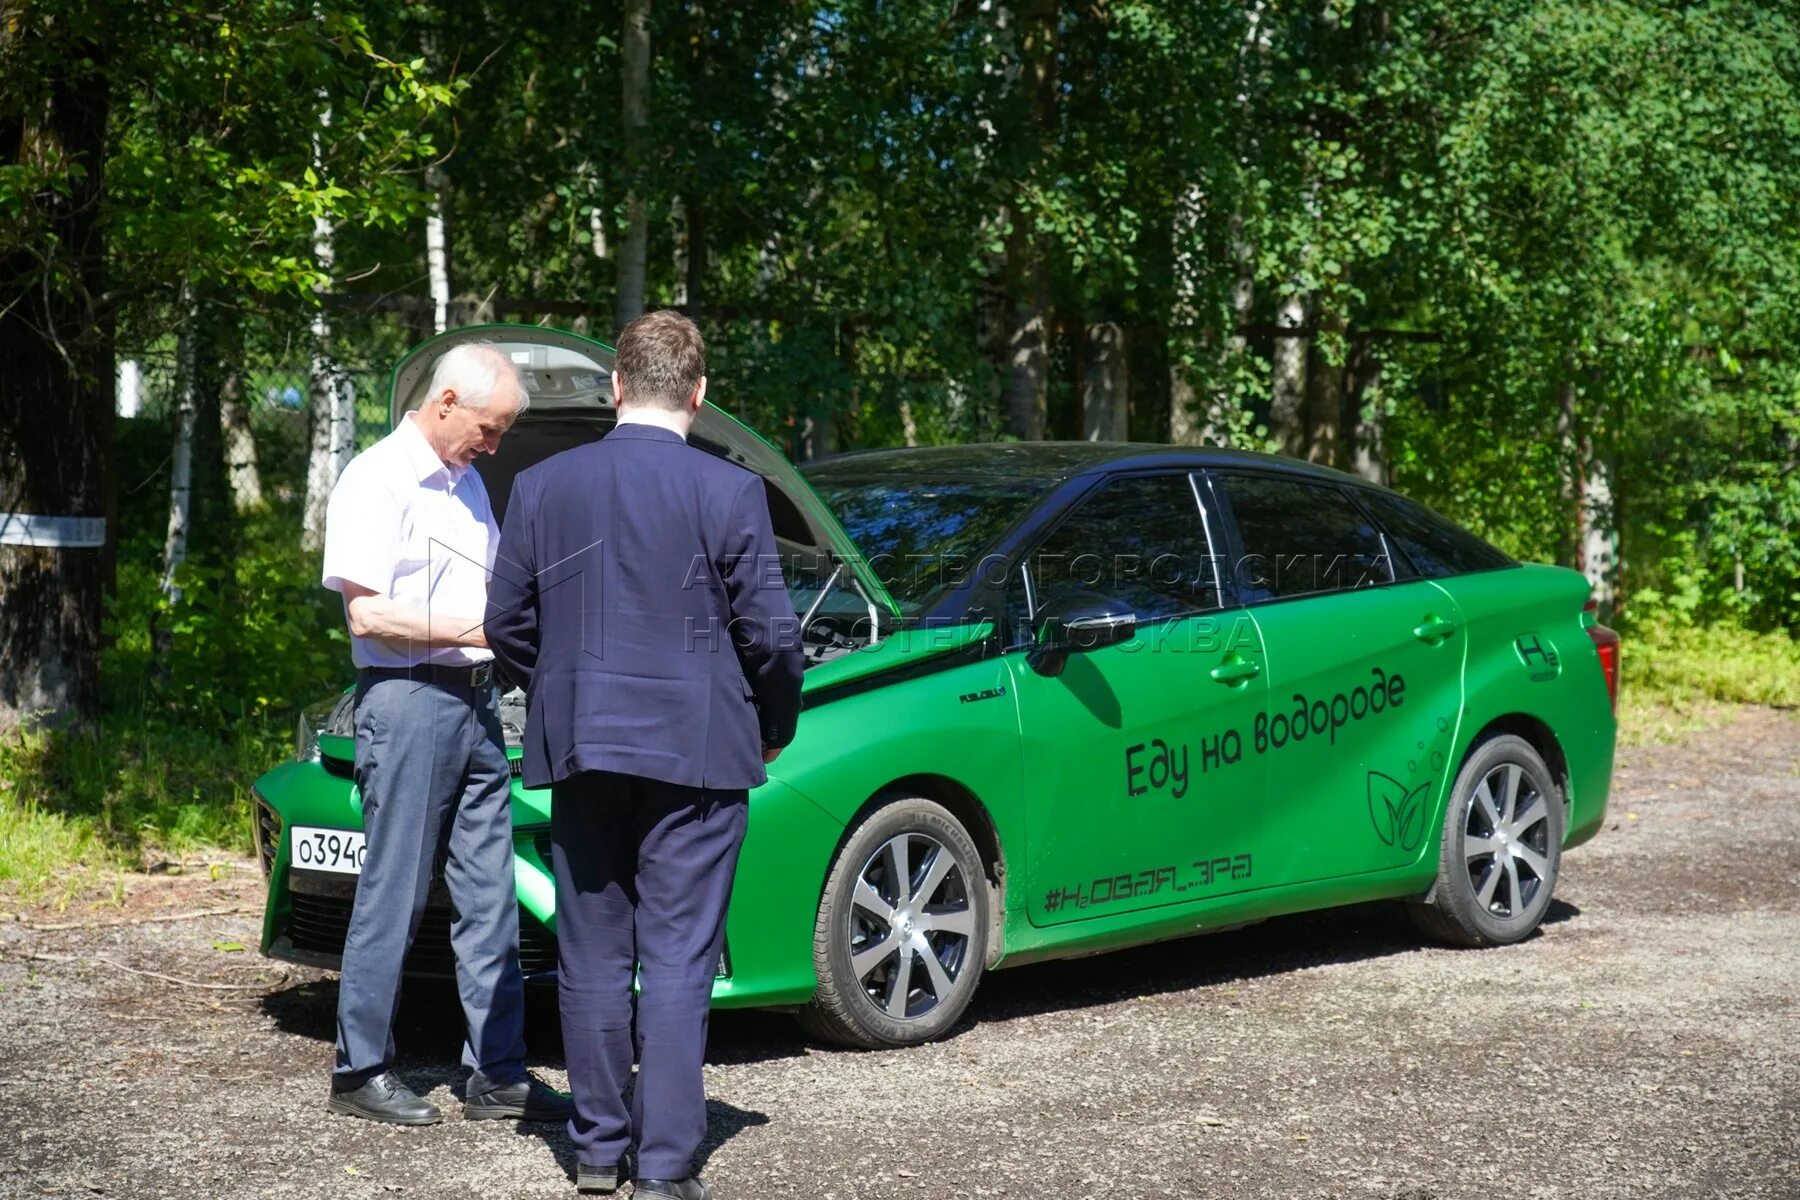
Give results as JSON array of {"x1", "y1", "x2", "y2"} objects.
[{"x1": 1028, "y1": 600, "x2": 1137, "y2": 677}]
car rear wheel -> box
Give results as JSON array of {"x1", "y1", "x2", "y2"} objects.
[
  {"x1": 797, "y1": 797, "x2": 990, "y2": 1048},
  {"x1": 1411, "y1": 734, "x2": 1563, "y2": 947}
]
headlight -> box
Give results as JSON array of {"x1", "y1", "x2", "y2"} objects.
[{"x1": 294, "y1": 693, "x2": 343, "y2": 762}]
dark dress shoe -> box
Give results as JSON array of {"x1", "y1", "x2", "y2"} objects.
[
  {"x1": 463, "y1": 1075, "x2": 575, "y2": 1121},
  {"x1": 327, "y1": 1073, "x2": 442, "y2": 1125},
  {"x1": 632, "y1": 1177, "x2": 710, "y2": 1200},
  {"x1": 575, "y1": 1160, "x2": 625, "y2": 1194}
]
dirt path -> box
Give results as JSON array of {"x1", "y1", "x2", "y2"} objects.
[{"x1": 3, "y1": 708, "x2": 1796, "y2": 1200}]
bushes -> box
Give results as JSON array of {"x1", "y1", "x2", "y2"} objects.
[
  {"x1": 0, "y1": 416, "x2": 350, "y2": 903},
  {"x1": 1614, "y1": 620, "x2": 1800, "y2": 747}
]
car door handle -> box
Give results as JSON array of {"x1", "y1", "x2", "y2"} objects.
[
  {"x1": 1209, "y1": 655, "x2": 1261, "y2": 685},
  {"x1": 1412, "y1": 615, "x2": 1457, "y2": 644}
]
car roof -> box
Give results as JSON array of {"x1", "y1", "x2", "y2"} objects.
[{"x1": 801, "y1": 441, "x2": 1377, "y2": 490}]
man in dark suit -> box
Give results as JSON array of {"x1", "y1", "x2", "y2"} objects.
[{"x1": 485, "y1": 310, "x2": 804, "y2": 1200}]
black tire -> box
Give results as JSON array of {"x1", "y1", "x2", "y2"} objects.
[
  {"x1": 797, "y1": 796, "x2": 990, "y2": 1049},
  {"x1": 1410, "y1": 733, "x2": 1564, "y2": 947}
]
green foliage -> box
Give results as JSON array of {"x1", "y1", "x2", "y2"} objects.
[
  {"x1": 0, "y1": 719, "x2": 275, "y2": 899},
  {"x1": 7, "y1": 0, "x2": 1799, "y2": 888},
  {"x1": 1615, "y1": 621, "x2": 1800, "y2": 746},
  {"x1": 0, "y1": 411, "x2": 343, "y2": 893}
]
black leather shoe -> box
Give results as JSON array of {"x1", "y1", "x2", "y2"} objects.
[
  {"x1": 632, "y1": 1177, "x2": 710, "y2": 1200},
  {"x1": 463, "y1": 1074, "x2": 575, "y2": 1121},
  {"x1": 575, "y1": 1160, "x2": 625, "y2": 1194},
  {"x1": 327, "y1": 1073, "x2": 442, "y2": 1125}
]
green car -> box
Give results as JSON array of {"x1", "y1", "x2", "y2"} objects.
[{"x1": 253, "y1": 324, "x2": 1620, "y2": 1049}]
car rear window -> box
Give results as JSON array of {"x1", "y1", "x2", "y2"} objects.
[
  {"x1": 1353, "y1": 489, "x2": 1515, "y2": 578},
  {"x1": 1219, "y1": 473, "x2": 1394, "y2": 600}
]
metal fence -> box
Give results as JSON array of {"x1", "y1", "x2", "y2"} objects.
[{"x1": 117, "y1": 355, "x2": 393, "y2": 450}]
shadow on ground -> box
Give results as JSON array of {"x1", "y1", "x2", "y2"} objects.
[
  {"x1": 259, "y1": 897, "x2": 1580, "y2": 1072},
  {"x1": 514, "y1": 1097, "x2": 770, "y2": 1182}
]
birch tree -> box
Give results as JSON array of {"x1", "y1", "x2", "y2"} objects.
[
  {"x1": 162, "y1": 284, "x2": 200, "y2": 604},
  {"x1": 300, "y1": 101, "x2": 354, "y2": 553},
  {"x1": 220, "y1": 366, "x2": 263, "y2": 512}
]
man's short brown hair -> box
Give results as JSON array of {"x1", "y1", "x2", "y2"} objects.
[{"x1": 613, "y1": 310, "x2": 706, "y2": 411}]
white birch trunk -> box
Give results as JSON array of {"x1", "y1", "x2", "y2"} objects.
[
  {"x1": 220, "y1": 366, "x2": 263, "y2": 512},
  {"x1": 1168, "y1": 183, "x2": 1205, "y2": 446},
  {"x1": 1557, "y1": 378, "x2": 1580, "y2": 566},
  {"x1": 590, "y1": 206, "x2": 609, "y2": 260},
  {"x1": 1082, "y1": 321, "x2": 1128, "y2": 441},
  {"x1": 117, "y1": 358, "x2": 142, "y2": 418},
  {"x1": 421, "y1": 31, "x2": 451, "y2": 335},
  {"x1": 161, "y1": 288, "x2": 198, "y2": 602},
  {"x1": 301, "y1": 101, "x2": 352, "y2": 552},
  {"x1": 946, "y1": 376, "x2": 970, "y2": 441},
  {"x1": 1006, "y1": 293, "x2": 1049, "y2": 442},
  {"x1": 1269, "y1": 288, "x2": 1308, "y2": 455},
  {"x1": 426, "y1": 187, "x2": 450, "y2": 335},
  {"x1": 1582, "y1": 455, "x2": 1615, "y2": 609}
]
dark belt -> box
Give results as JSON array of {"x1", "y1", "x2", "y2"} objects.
[{"x1": 359, "y1": 661, "x2": 495, "y2": 690}]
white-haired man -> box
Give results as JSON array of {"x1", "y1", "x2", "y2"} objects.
[{"x1": 320, "y1": 343, "x2": 571, "y2": 1126}]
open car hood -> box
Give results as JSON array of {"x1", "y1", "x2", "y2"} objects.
[{"x1": 388, "y1": 324, "x2": 899, "y2": 625}]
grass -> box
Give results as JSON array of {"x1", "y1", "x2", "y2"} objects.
[
  {"x1": 1615, "y1": 622, "x2": 1800, "y2": 746},
  {"x1": 0, "y1": 717, "x2": 286, "y2": 909}
]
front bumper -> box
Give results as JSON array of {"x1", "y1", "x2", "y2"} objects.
[
  {"x1": 251, "y1": 763, "x2": 776, "y2": 991},
  {"x1": 253, "y1": 780, "x2": 562, "y2": 980}
]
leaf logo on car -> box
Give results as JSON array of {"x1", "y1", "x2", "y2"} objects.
[{"x1": 1367, "y1": 770, "x2": 1430, "y2": 852}]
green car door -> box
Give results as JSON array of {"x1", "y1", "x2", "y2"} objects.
[
  {"x1": 1214, "y1": 471, "x2": 1467, "y2": 887},
  {"x1": 1006, "y1": 471, "x2": 1271, "y2": 928}
]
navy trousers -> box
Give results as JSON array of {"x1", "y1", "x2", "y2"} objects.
[
  {"x1": 550, "y1": 771, "x2": 748, "y2": 1178},
  {"x1": 334, "y1": 675, "x2": 527, "y2": 1094}
]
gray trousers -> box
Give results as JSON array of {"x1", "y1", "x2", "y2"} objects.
[{"x1": 333, "y1": 674, "x2": 526, "y2": 1094}]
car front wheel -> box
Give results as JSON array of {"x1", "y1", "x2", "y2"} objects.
[
  {"x1": 1411, "y1": 733, "x2": 1564, "y2": 947},
  {"x1": 798, "y1": 797, "x2": 990, "y2": 1048}
]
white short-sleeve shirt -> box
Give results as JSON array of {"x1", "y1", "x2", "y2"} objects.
[{"x1": 321, "y1": 413, "x2": 499, "y2": 669}]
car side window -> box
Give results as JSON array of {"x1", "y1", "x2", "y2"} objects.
[
  {"x1": 1220, "y1": 473, "x2": 1393, "y2": 600},
  {"x1": 1021, "y1": 473, "x2": 1220, "y2": 627},
  {"x1": 1354, "y1": 488, "x2": 1514, "y2": 578}
]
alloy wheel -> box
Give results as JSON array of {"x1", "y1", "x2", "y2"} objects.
[
  {"x1": 847, "y1": 832, "x2": 976, "y2": 1020},
  {"x1": 1462, "y1": 761, "x2": 1552, "y2": 920}
]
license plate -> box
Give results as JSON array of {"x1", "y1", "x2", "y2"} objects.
[{"x1": 290, "y1": 826, "x2": 368, "y2": 875}]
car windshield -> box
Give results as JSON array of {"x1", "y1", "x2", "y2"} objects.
[{"x1": 803, "y1": 468, "x2": 1055, "y2": 613}]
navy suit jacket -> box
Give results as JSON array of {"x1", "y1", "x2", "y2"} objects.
[{"x1": 485, "y1": 423, "x2": 805, "y2": 791}]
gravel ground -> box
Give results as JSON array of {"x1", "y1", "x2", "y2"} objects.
[{"x1": 3, "y1": 707, "x2": 1796, "y2": 1200}]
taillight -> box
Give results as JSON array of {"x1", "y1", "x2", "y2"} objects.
[{"x1": 1586, "y1": 613, "x2": 1620, "y2": 712}]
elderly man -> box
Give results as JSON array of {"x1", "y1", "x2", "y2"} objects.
[
  {"x1": 320, "y1": 342, "x2": 571, "y2": 1126},
  {"x1": 487, "y1": 311, "x2": 804, "y2": 1198}
]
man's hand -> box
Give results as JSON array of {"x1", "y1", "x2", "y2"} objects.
[
  {"x1": 762, "y1": 744, "x2": 783, "y2": 764},
  {"x1": 342, "y1": 583, "x2": 488, "y2": 650}
]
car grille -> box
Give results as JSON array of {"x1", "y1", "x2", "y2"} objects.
[
  {"x1": 284, "y1": 893, "x2": 560, "y2": 978},
  {"x1": 276, "y1": 832, "x2": 731, "y2": 981},
  {"x1": 253, "y1": 794, "x2": 281, "y2": 879}
]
